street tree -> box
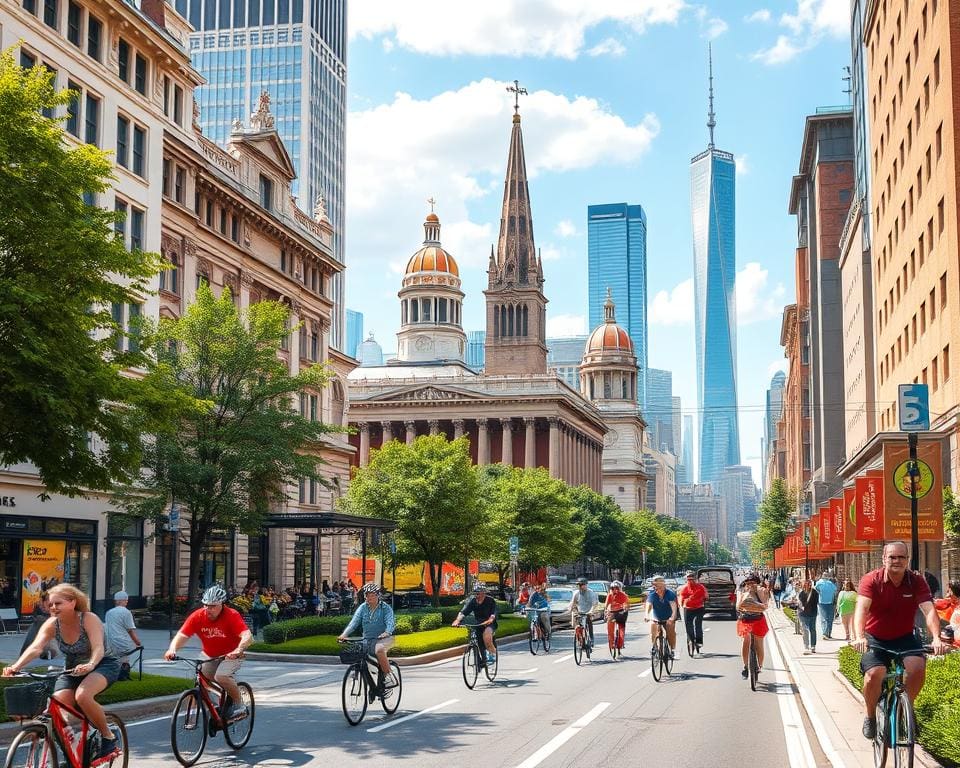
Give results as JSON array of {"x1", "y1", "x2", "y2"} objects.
[
  {"x1": 750, "y1": 478, "x2": 794, "y2": 563},
  {"x1": 343, "y1": 435, "x2": 481, "y2": 606},
  {"x1": 943, "y1": 486, "x2": 960, "y2": 539},
  {"x1": 569, "y1": 486, "x2": 625, "y2": 575},
  {"x1": 618, "y1": 510, "x2": 663, "y2": 581},
  {"x1": 0, "y1": 51, "x2": 161, "y2": 494},
  {"x1": 114, "y1": 285, "x2": 336, "y2": 606}
]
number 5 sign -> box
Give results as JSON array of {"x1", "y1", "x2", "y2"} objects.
[{"x1": 898, "y1": 384, "x2": 930, "y2": 432}]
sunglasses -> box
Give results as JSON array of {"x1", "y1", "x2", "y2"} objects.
[{"x1": 886, "y1": 555, "x2": 908, "y2": 560}]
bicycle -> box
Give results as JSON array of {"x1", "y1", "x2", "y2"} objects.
[
  {"x1": 338, "y1": 637, "x2": 402, "y2": 726},
  {"x1": 683, "y1": 609, "x2": 703, "y2": 657},
  {"x1": 649, "y1": 619, "x2": 674, "y2": 681},
  {"x1": 459, "y1": 621, "x2": 498, "y2": 689},
  {"x1": 606, "y1": 611, "x2": 627, "y2": 660},
  {"x1": 745, "y1": 632, "x2": 762, "y2": 691},
  {"x1": 573, "y1": 612, "x2": 593, "y2": 666},
  {"x1": 2, "y1": 668, "x2": 128, "y2": 768},
  {"x1": 167, "y1": 655, "x2": 255, "y2": 767},
  {"x1": 525, "y1": 608, "x2": 551, "y2": 655}
]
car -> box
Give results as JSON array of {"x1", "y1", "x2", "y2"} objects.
[
  {"x1": 695, "y1": 566, "x2": 737, "y2": 618},
  {"x1": 664, "y1": 578, "x2": 680, "y2": 592},
  {"x1": 543, "y1": 586, "x2": 605, "y2": 627},
  {"x1": 587, "y1": 580, "x2": 610, "y2": 604}
]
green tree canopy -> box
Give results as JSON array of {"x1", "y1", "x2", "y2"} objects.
[
  {"x1": 944, "y1": 486, "x2": 960, "y2": 539},
  {"x1": 0, "y1": 50, "x2": 161, "y2": 494},
  {"x1": 569, "y1": 486, "x2": 625, "y2": 572},
  {"x1": 114, "y1": 285, "x2": 336, "y2": 605},
  {"x1": 750, "y1": 478, "x2": 794, "y2": 563}
]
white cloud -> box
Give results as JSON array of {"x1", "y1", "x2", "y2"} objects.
[
  {"x1": 539, "y1": 245, "x2": 564, "y2": 262},
  {"x1": 736, "y1": 262, "x2": 786, "y2": 324},
  {"x1": 703, "y1": 17, "x2": 729, "y2": 39},
  {"x1": 587, "y1": 37, "x2": 627, "y2": 57},
  {"x1": 751, "y1": 34, "x2": 807, "y2": 65},
  {"x1": 555, "y1": 220, "x2": 578, "y2": 238},
  {"x1": 745, "y1": 8, "x2": 772, "y2": 22},
  {"x1": 735, "y1": 153, "x2": 749, "y2": 175},
  {"x1": 547, "y1": 313, "x2": 587, "y2": 337},
  {"x1": 752, "y1": 0, "x2": 847, "y2": 65},
  {"x1": 349, "y1": 0, "x2": 685, "y2": 60},
  {"x1": 650, "y1": 278, "x2": 694, "y2": 326},
  {"x1": 346, "y1": 79, "x2": 659, "y2": 269}
]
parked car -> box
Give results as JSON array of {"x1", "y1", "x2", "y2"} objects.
[
  {"x1": 543, "y1": 586, "x2": 604, "y2": 627},
  {"x1": 587, "y1": 580, "x2": 610, "y2": 605},
  {"x1": 695, "y1": 566, "x2": 737, "y2": 618}
]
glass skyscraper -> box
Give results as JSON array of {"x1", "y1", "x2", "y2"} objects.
[
  {"x1": 587, "y1": 203, "x2": 648, "y2": 407},
  {"x1": 546, "y1": 336, "x2": 589, "y2": 390},
  {"x1": 466, "y1": 330, "x2": 486, "y2": 371},
  {"x1": 645, "y1": 368, "x2": 674, "y2": 453},
  {"x1": 345, "y1": 309, "x2": 363, "y2": 359},
  {"x1": 179, "y1": 0, "x2": 347, "y2": 347},
  {"x1": 691, "y1": 49, "x2": 740, "y2": 484}
]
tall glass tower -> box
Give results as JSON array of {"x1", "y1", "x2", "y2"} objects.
[
  {"x1": 587, "y1": 203, "x2": 648, "y2": 407},
  {"x1": 178, "y1": 0, "x2": 347, "y2": 348},
  {"x1": 691, "y1": 47, "x2": 739, "y2": 484}
]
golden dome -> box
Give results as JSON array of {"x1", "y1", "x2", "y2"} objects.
[
  {"x1": 586, "y1": 323, "x2": 633, "y2": 353},
  {"x1": 405, "y1": 246, "x2": 459, "y2": 276}
]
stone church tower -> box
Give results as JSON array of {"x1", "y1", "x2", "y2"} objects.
[{"x1": 483, "y1": 106, "x2": 548, "y2": 375}]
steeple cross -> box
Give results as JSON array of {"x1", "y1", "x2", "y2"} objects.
[
  {"x1": 427, "y1": 196, "x2": 436, "y2": 213},
  {"x1": 506, "y1": 79, "x2": 528, "y2": 114}
]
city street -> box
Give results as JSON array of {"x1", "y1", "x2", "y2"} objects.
[{"x1": 115, "y1": 617, "x2": 825, "y2": 768}]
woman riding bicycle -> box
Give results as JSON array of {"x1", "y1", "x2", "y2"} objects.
[
  {"x1": 2, "y1": 584, "x2": 122, "y2": 762},
  {"x1": 526, "y1": 583, "x2": 551, "y2": 640},
  {"x1": 736, "y1": 572, "x2": 769, "y2": 679},
  {"x1": 605, "y1": 581, "x2": 630, "y2": 650}
]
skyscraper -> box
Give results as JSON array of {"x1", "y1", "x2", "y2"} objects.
[
  {"x1": 547, "y1": 336, "x2": 589, "y2": 390},
  {"x1": 645, "y1": 368, "x2": 674, "y2": 454},
  {"x1": 679, "y1": 414, "x2": 695, "y2": 484},
  {"x1": 466, "y1": 330, "x2": 486, "y2": 371},
  {"x1": 587, "y1": 203, "x2": 648, "y2": 406},
  {"x1": 691, "y1": 47, "x2": 739, "y2": 484},
  {"x1": 180, "y1": 0, "x2": 347, "y2": 348},
  {"x1": 345, "y1": 309, "x2": 363, "y2": 359},
  {"x1": 762, "y1": 371, "x2": 785, "y2": 490}
]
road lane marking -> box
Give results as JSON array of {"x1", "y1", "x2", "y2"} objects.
[
  {"x1": 126, "y1": 715, "x2": 171, "y2": 727},
  {"x1": 366, "y1": 698, "x2": 459, "y2": 733},
  {"x1": 515, "y1": 667, "x2": 539, "y2": 674},
  {"x1": 552, "y1": 654, "x2": 573, "y2": 664},
  {"x1": 637, "y1": 669, "x2": 651, "y2": 678},
  {"x1": 513, "y1": 702, "x2": 611, "y2": 768},
  {"x1": 704, "y1": 627, "x2": 711, "y2": 632},
  {"x1": 766, "y1": 632, "x2": 818, "y2": 768}
]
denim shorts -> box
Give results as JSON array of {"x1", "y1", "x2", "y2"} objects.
[{"x1": 54, "y1": 657, "x2": 121, "y2": 692}]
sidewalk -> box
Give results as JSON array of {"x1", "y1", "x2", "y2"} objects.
[{"x1": 767, "y1": 608, "x2": 940, "y2": 768}]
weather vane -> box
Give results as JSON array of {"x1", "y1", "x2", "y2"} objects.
[{"x1": 506, "y1": 79, "x2": 528, "y2": 114}]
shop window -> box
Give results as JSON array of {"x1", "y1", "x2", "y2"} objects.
[
  {"x1": 107, "y1": 517, "x2": 142, "y2": 597},
  {"x1": 198, "y1": 531, "x2": 233, "y2": 590}
]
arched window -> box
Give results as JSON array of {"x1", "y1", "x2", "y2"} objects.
[
  {"x1": 494, "y1": 305, "x2": 499, "y2": 337},
  {"x1": 500, "y1": 304, "x2": 507, "y2": 337},
  {"x1": 522, "y1": 305, "x2": 529, "y2": 337},
  {"x1": 411, "y1": 299, "x2": 419, "y2": 322},
  {"x1": 603, "y1": 372, "x2": 612, "y2": 399},
  {"x1": 330, "y1": 379, "x2": 345, "y2": 427},
  {"x1": 507, "y1": 304, "x2": 515, "y2": 336},
  {"x1": 589, "y1": 375, "x2": 595, "y2": 399},
  {"x1": 621, "y1": 374, "x2": 628, "y2": 399}
]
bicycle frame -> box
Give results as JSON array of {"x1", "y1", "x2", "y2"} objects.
[{"x1": 191, "y1": 663, "x2": 230, "y2": 730}]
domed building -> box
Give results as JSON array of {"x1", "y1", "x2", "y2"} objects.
[{"x1": 357, "y1": 332, "x2": 384, "y2": 367}]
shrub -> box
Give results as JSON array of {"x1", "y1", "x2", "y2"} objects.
[
  {"x1": 837, "y1": 645, "x2": 864, "y2": 691},
  {"x1": 417, "y1": 613, "x2": 443, "y2": 631},
  {"x1": 261, "y1": 614, "x2": 351, "y2": 644},
  {"x1": 782, "y1": 606, "x2": 797, "y2": 623},
  {"x1": 393, "y1": 615, "x2": 413, "y2": 635}
]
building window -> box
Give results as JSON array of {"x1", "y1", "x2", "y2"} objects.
[
  {"x1": 134, "y1": 54, "x2": 147, "y2": 96},
  {"x1": 173, "y1": 84, "x2": 184, "y2": 126},
  {"x1": 944, "y1": 346, "x2": 950, "y2": 382},
  {"x1": 159, "y1": 254, "x2": 179, "y2": 295},
  {"x1": 65, "y1": 81, "x2": 80, "y2": 136},
  {"x1": 131, "y1": 124, "x2": 145, "y2": 176},
  {"x1": 43, "y1": 0, "x2": 58, "y2": 29},
  {"x1": 259, "y1": 174, "x2": 273, "y2": 211},
  {"x1": 174, "y1": 166, "x2": 185, "y2": 203},
  {"x1": 67, "y1": 1, "x2": 81, "y2": 45},
  {"x1": 106, "y1": 517, "x2": 142, "y2": 597},
  {"x1": 84, "y1": 93, "x2": 99, "y2": 146},
  {"x1": 22, "y1": 0, "x2": 37, "y2": 13},
  {"x1": 309, "y1": 394, "x2": 318, "y2": 421},
  {"x1": 130, "y1": 207, "x2": 144, "y2": 251},
  {"x1": 86, "y1": 13, "x2": 102, "y2": 60},
  {"x1": 111, "y1": 302, "x2": 142, "y2": 352},
  {"x1": 118, "y1": 39, "x2": 131, "y2": 84},
  {"x1": 219, "y1": 208, "x2": 227, "y2": 235},
  {"x1": 231, "y1": 215, "x2": 239, "y2": 243},
  {"x1": 205, "y1": 199, "x2": 213, "y2": 227},
  {"x1": 116, "y1": 116, "x2": 130, "y2": 168},
  {"x1": 162, "y1": 158, "x2": 171, "y2": 197}
]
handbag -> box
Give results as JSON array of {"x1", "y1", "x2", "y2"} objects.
[{"x1": 738, "y1": 612, "x2": 763, "y2": 623}]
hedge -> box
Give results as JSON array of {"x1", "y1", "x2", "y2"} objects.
[
  {"x1": 261, "y1": 615, "x2": 352, "y2": 644},
  {"x1": 837, "y1": 645, "x2": 960, "y2": 767},
  {"x1": 782, "y1": 606, "x2": 797, "y2": 623}
]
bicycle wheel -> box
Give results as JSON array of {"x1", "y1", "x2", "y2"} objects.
[
  {"x1": 381, "y1": 662, "x2": 402, "y2": 714},
  {"x1": 170, "y1": 689, "x2": 207, "y2": 767},
  {"x1": 223, "y1": 682, "x2": 255, "y2": 749},
  {"x1": 341, "y1": 665, "x2": 368, "y2": 726},
  {"x1": 106, "y1": 713, "x2": 130, "y2": 768},
  {"x1": 651, "y1": 639, "x2": 663, "y2": 681},
  {"x1": 664, "y1": 641, "x2": 674, "y2": 676},
  {"x1": 485, "y1": 642, "x2": 499, "y2": 682},
  {"x1": 462, "y1": 646, "x2": 479, "y2": 690},
  {"x1": 529, "y1": 626, "x2": 539, "y2": 655},
  {"x1": 749, "y1": 640, "x2": 759, "y2": 692},
  {"x1": 873, "y1": 696, "x2": 889, "y2": 768},
  {"x1": 891, "y1": 691, "x2": 915, "y2": 768},
  {"x1": 3, "y1": 726, "x2": 57, "y2": 768},
  {"x1": 573, "y1": 628, "x2": 584, "y2": 666},
  {"x1": 543, "y1": 629, "x2": 551, "y2": 653},
  {"x1": 687, "y1": 636, "x2": 695, "y2": 658}
]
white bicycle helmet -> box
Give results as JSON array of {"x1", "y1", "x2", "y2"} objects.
[{"x1": 201, "y1": 584, "x2": 227, "y2": 605}]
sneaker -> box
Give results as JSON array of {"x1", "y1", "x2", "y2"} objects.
[
  {"x1": 811, "y1": 648, "x2": 817, "y2": 654},
  {"x1": 862, "y1": 717, "x2": 877, "y2": 740},
  {"x1": 741, "y1": 666, "x2": 748, "y2": 679},
  {"x1": 96, "y1": 735, "x2": 120, "y2": 763},
  {"x1": 226, "y1": 703, "x2": 248, "y2": 721},
  {"x1": 485, "y1": 652, "x2": 494, "y2": 665}
]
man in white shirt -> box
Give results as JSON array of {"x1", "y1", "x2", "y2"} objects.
[{"x1": 104, "y1": 591, "x2": 141, "y2": 680}]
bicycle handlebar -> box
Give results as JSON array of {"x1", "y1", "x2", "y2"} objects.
[
  {"x1": 6, "y1": 668, "x2": 75, "y2": 679},
  {"x1": 169, "y1": 655, "x2": 228, "y2": 665}
]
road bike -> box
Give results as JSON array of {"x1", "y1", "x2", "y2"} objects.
[
  {"x1": 649, "y1": 619, "x2": 674, "y2": 681},
  {"x1": 459, "y1": 622, "x2": 498, "y2": 689},
  {"x1": 338, "y1": 637, "x2": 401, "y2": 726},
  {"x1": 525, "y1": 608, "x2": 551, "y2": 655},
  {"x1": 573, "y1": 612, "x2": 593, "y2": 666},
  {"x1": 606, "y1": 611, "x2": 627, "y2": 660},
  {"x1": 745, "y1": 632, "x2": 762, "y2": 691},
  {"x1": 168, "y1": 655, "x2": 255, "y2": 766},
  {"x1": 683, "y1": 609, "x2": 703, "y2": 657},
  {"x1": 2, "y1": 668, "x2": 128, "y2": 768}
]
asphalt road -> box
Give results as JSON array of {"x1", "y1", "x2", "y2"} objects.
[{"x1": 25, "y1": 616, "x2": 828, "y2": 768}]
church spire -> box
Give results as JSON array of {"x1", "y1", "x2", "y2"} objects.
[{"x1": 707, "y1": 44, "x2": 717, "y2": 149}]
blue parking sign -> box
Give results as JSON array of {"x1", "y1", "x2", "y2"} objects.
[{"x1": 898, "y1": 384, "x2": 930, "y2": 432}]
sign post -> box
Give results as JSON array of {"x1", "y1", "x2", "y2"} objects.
[
  {"x1": 898, "y1": 383, "x2": 930, "y2": 570},
  {"x1": 803, "y1": 524, "x2": 810, "y2": 579},
  {"x1": 167, "y1": 502, "x2": 180, "y2": 639},
  {"x1": 508, "y1": 537, "x2": 519, "y2": 607}
]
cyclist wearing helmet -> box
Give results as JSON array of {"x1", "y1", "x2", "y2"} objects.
[
  {"x1": 568, "y1": 578, "x2": 598, "y2": 649},
  {"x1": 452, "y1": 583, "x2": 499, "y2": 664},
  {"x1": 678, "y1": 571, "x2": 708, "y2": 652},
  {"x1": 604, "y1": 581, "x2": 630, "y2": 651},
  {"x1": 645, "y1": 575, "x2": 678, "y2": 658},
  {"x1": 736, "y1": 572, "x2": 770, "y2": 679},
  {"x1": 338, "y1": 582, "x2": 396, "y2": 694},
  {"x1": 165, "y1": 584, "x2": 253, "y2": 720}
]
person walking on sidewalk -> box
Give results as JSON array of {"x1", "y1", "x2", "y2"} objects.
[
  {"x1": 814, "y1": 571, "x2": 837, "y2": 639},
  {"x1": 836, "y1": 580, "x2": 857, "y2": 642},
  {"x1": 797, "y1": 579, "x2": 819, "y2": 654},
  {"x1": 853, "y1": 541, "x2": 947, "y2": 740}
]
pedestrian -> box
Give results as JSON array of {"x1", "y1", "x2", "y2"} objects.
[
  {"x1": 935, "y1": 581, "x2": 960, "y2": 624},
  {"x1": 837, "y1": 580, "x2": 858, "y2": 642},
  {"x1": 814, "y1": 571, "x2": 837, "y2": 639},
  {"x1": 19, "y1": 591, "x2": 58, "y2": 662},
  {"x1": 924, "y1": 569, "x2": 941, "y2": 599},
  {"x1": 773, "y1": 574, "x2": 784, "y2": 608},
  {"x1": 797, "y1": 578, "x2": 819, "y2": 654},
  {"x1": 104, "y1": 591, "x2": 142, "y2": 680}
]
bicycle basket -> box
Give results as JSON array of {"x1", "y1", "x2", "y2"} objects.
[
  {"x1": 339, "y1": 642, "x2": 365, "y2": 665},
  {"x1": 3, "y1": 682, "x2": 50, "y2": 718}
]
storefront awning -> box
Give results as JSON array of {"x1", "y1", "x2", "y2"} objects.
[{"x1": 263, "y1": 512, "x2": 396, "y2": 536}]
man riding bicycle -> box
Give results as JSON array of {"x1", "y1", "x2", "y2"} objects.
[
  {"x1": 452, "y1": 583, "x2": 499, "y2": 664},
  {"x1": 337, "y1": 582, "x2": 397, "y2": 696},
  {"x1": 526, "y1": 583, "x2": 551, "y2": 641},
  {"x1": 736, "y1": 572, "x2": 769, "y2": 678},
  {"x1": 604, "y1": 580, "x2": 630, "y2": 650},
  {"x1": 853, "y1": 541, "x2": 946, "y2": 740},
  {"x1": 165, "y1": 585, "x2": 253, "y2": 720},
  {"x1": 568, "y1": 578, "x2": 598, "y2": 648},
  {"x1": 678, "y1": 571, "x2": 707, "y2": 652},
  {"x1": 644, "y1": 575, "x2": 678, "y2": 659}
]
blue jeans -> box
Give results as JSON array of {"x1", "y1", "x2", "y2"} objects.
[
  {"x1": 818, "y1": 602, "x2": 836, "y2": 637},
  {"x1": 800, "y1": 614, "x2": 817, "y2": 650}
]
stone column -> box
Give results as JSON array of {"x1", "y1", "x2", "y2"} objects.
[
  {"x1": 477, "y1": 418, "x2": 490, "y2": 465},
  {"x1": 239, "y1": 270, "x2": 252, "y2": 314},
  {"x1": 381, "y1": 421, "x2": 394, "y2": 444},
  {"x1": 428, "y1": 419, "x2": 440, "y2": 436},
  {"x1": 500, "y1": 418, "x2": 513, "y2": 466},
  {"x1": 405, "y1": 421, "x2": 417, "y2": 444},
  {"x1": 453, "y1": 419, "x2": 465, "y2": 439},
  {"x1": 359, "y1": 422, "x2": 370, "y2": 467},
  {"x1": 524, "y1": 417, "x2": 536, "y2": 468},
  {"x1": 548, "y1": 418, "x2": 559, "y2": 478}
]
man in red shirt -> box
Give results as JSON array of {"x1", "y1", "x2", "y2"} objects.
[
  {"x1": 604, "y1": 581, "x2": 630, "y2": 651},
  {"x1": 678, "y1": 571, "x2": 708, "y2": 652},
  {"x1": 165, "y1": 585, "x2": 253, "y2": 720},
  {"x1": 853, "y1": 541, "x2": 946, "y2": 740}
]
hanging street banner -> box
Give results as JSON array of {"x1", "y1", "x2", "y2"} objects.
[
  {"x1": 818, "y1": 504, "x2": 836, "y2": 553},
  {"x1": 808, "y1": 513, "x2": 822, "y2": 558},
  {"x1": 855, "y1": 471, "x2": 885, "y2": 540},
  {"x1": 823, "y1": 497, "x2": 844, "y2": 553},
  {"x1": 20, "y1": 539, "x2": 66, "y2": 615},
  {"x1": 843, "y1": 486, "x2": 871, "y2": 552},
  {"x1": 883, "y1": 441, "x2": 943, "y2": 540}
]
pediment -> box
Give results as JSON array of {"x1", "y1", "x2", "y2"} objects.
[
  {"x1": 235, "y1": 133, "x2": 297, "y2": 181},
  {"x1": 369, "y1": 385, "x2": 484, "y2": 403}
]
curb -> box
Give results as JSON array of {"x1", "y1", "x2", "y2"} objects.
[
  {"x1": 830, "y1": 669, "x2": 943, "y2": 768},
  {"x1": 0, "y1": 693, "x2": 182, "y2": 737}
]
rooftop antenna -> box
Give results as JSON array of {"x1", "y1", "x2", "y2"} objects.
[
  {"x1": 707, "y1": 44, "x2": 716, "y2": 149},
  {"x1": 842, "y1": 66, "x2": 853, "y2": 105}
]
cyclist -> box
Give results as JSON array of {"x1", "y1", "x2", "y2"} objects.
[
  {"x1": 337, "y1": 582, "x2": 397, "y2": 695},
  {"x1": 2, "y1": 584, "x2": 121, "y2": 762},
  {"x1": 526, "y1": 583, "x2": 551, "y2": 642},
  {"x1": 644, "y1": 575, "x2": 678, "y2": 659},
  {"x1": 568, "y1": 578, "x2": 598, "y2": 649},
  {"x1": 736, "y1": 572, "x2": 769, "y2": 678},
  {"x1": 852, "y1": 541, "x2": 946, "y2": 740},
  {"x1": 678, "y1": 571, "x2": 707, "y2": 652},
  {"x1": 604, "y1": 581, "x2": 630, "y2": 651},
  {"x1": 164, "y1": 585, "x2": 253, "y2": 720},
  {"x1": 452, "y1": 583, "x2": 499, "y2": 664}
]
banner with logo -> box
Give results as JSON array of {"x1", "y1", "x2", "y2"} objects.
[
  {"x1": 808, "y1": 513, "x2": 822, "y2": 559},
  {"x1": 20, "y1": 539, "x2": 66, "y2": 615},
  {"x1": 822, "y1": 498, "x2": 844, "y2": 553},
  {"x1": 843, "y1": 486, "x2": 871, "y2": 552},
  {"x1": 855, "y1": 472, "x2": 885, "y2": 540},
  {"x1": 883, "y1": 441, "x2": 943, "y2": 540}
]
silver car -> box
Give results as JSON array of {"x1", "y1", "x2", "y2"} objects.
[{"x1": 544, "y1": 586, "x2": 604, "y2": 627}]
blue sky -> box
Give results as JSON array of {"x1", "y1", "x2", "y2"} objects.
[{"x1": 343, "y1": 0, "x2": 851, "y2": 487}]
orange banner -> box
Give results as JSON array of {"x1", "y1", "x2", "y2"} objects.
[
  {"x1": 808, "y1": 514, "x2": 822, "y2": 559},
  {"x1": 821, "y1": 497, "x2": 843, "y2": 553},
  {"x1": 883, "y1": 441, "x2": 944, "y2": 540},
  {"x1": 855, "y1": 472, "x2": 885, "y2": 540},
  {"x1": 843, "y1": 486, "x2": 871, "y2": 552}
]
